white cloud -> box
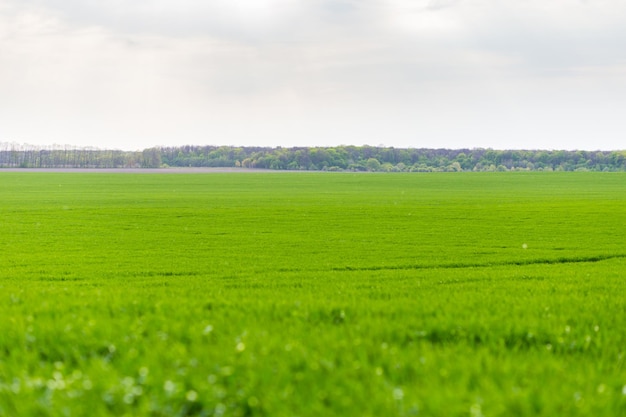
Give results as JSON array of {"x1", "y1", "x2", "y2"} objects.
[{"x1": 1, "y1": 0, "x2": 625, "y2": 150}]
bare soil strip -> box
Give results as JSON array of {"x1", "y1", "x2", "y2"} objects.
[{"x1": 0, "y1": 168, "x2": 280, "y2": 174}]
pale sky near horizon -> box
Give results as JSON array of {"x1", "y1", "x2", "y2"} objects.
[{"x1": 1, "y1": 0, "x2": 625, "y2": 151}]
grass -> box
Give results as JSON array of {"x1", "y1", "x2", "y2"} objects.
[{"x1": 1, "y1": 171, "x2": 625, "y2": 416}]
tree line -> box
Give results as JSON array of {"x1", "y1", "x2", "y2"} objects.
[{"x1": 1, "y1": 143, "x2": 625, "y2": 172}]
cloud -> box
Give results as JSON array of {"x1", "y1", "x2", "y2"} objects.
[
  {"x1": 459, "y1": 1, "x2": 626, "y2": 72},
  {"x1": 9, "y1": 0, "x2": 625, "y2": 78},
  {"x1": 1, "y1": 0, "x2": 626, "y2": 150},
  {"x1": 6, "y1": 0, "x2": 371, "y2": 42}
]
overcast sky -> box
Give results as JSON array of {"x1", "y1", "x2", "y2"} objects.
[{"x1": 1, "y1": 0, "x2": 625, "y2": 151}]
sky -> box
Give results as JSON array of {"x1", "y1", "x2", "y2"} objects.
[{"x1": 1, "y1": 0, "x2": 625, "y2": 151}]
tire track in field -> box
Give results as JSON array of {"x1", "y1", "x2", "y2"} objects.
[{"x1": 330, "y1": 253, "x2": 626, "y2": 272}]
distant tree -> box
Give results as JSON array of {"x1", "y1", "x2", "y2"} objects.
[
  {"x1": 142, "y1": 148, "x2": 162, "y2": 168},
  {"x1": 366, "y1": 158, "x2": 381, "y2": 171},
  {"x1": 3, "y1": 143, "x2": 626, "y2": 171}
]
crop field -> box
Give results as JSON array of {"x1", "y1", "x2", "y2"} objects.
[{"x1": 1, "y1": 171, "x2": 625, "y2": 416}]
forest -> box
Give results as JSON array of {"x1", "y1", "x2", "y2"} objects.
[{"x1": 1, "y1": 143, "x2": 625, "y2": 172}]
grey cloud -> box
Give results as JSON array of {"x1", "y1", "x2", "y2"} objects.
[
  {"x1": 2, "y1": 0, "x2": 626, "y2": 150},
  {"x1": 454, "y1": 1, "x2": 626, "y2": 73},
  {"x1": 9, "y1": 0, "x2": 379, "y2": 43}
]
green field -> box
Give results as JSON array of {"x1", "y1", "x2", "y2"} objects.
[{"x1": 1, "y1": 172, "x2": 625, "y2": 416}]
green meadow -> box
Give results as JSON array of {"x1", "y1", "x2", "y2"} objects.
[{"x1": 1, "y1": 172, "x2": 625, "y2": 416}]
